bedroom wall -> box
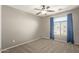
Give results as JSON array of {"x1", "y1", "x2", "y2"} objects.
[
  {"x1": 0, "y1": 5, "x2": 1, "y2": 50},
  {"x1": 39, "y1": 17, "x2": 50, "y2": 39},
  {"x1": 72, "y1": 8, "x2": 79, "y2": 45},
  {"x1": 41, "y1": 7, "x2": 79, "y2": 44},
  {"x1": 2, "y1": 6, "x2": 42, "y2": 49}
]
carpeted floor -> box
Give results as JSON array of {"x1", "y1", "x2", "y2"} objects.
[{"x1": 2, "y1": 38, "x2": 79, "y2": 53}]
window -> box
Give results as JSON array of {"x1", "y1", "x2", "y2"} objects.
[
  {"x1": 54, "y1": 16, "x2": 67, "y2": 22},
  {"x1": 54, "y1": 16, "x2": 67, "y2": 41}
]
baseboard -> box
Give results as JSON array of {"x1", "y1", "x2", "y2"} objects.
[
  {"x1": 74, "y1": 43, "x2": 79, "y2": 46},
  {"x1": 1, "y1": 37, "x2": 40, "y2": 52}
]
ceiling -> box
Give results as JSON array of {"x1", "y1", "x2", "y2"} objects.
[{"x1": 9, "y1": 5, "x2": 79, "y2": 17}]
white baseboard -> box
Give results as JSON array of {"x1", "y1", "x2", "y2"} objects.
[
  {"x1": 1, "y1": 37, "x2": 40, "y2": 52},
  {"x1": 74, "y1": 43, "x2": 79, "y2": 45}
]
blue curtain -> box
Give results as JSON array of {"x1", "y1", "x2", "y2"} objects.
[
  {"x1": 67, "y1": 13, "x2": 74, "y2": 44},
  {"x1": 50, "y1": 17, "x2": 54, "y2": 40}
]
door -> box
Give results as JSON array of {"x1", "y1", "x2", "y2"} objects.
[
  {"x1": 54, "y1": 21, "x2": 67, "y2": 42},
  {"x1": 61, "y1": 21, "x2": 67, "y2": 42},
  {"x1": 54, "y1": 22, "x2": 61, "y2": 40}
]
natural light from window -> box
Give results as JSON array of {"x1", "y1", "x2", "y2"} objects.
[
  {"x1": 54, "y1": 16, "x2": 67, "y2": 22},
  {"x1": 54, "y1": 16, "x2": 67, "y2": 42}
]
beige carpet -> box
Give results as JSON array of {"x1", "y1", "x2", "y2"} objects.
[{"x1": 2, "y1": 38, "x2": 79, "y2": 53}]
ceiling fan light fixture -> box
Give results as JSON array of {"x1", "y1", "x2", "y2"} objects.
[
  {"x1": 58, "y1": 8, "x2": 63, "y2": 11},
  {"x1": 41, "y1": 10, "x2": 47, "y2": 14}
]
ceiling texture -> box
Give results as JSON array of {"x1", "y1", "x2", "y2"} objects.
[{"x1": 9, "y1": 5, "x2": 79, "y2": 17}]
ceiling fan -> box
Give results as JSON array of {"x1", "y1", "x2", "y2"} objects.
[{"x1": 34, "y1": 5, "x2": 55, "y2": 15}]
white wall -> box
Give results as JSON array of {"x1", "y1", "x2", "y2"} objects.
[
  {"x1": 0, "y1": 5, "x2": 1, "y2": 51},
  {"x1": 72, "y1": 8, "x2": 79, "y2": 45},
  {"x1": 2, "y1": 6, "x2": 42, "y2": 49},
  {"x1": 41, "y1": 8, "x2": 79, "y2": 44},
  {"x1": 39, "y1": 17, "x2": 50, "y2": 38}
]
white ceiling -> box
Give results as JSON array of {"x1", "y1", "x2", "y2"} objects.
[{"x1": 9, "y1": 5, "x2": 79, "y2": 17}]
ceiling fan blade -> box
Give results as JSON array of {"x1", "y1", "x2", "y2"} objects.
[
  {"x1": 47, "y1": 10, "x2": 55, "y2": 12},
  {"x1": 34, "y1": 8, "x2": 41, "y2": 10},
  {"x1": 46, "y1": 6, "x2": 50, "y2": 9},
  {"x1": 36, "y1": 12, "x2": 41, "y2": 15}
]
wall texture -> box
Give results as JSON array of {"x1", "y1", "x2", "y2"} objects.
[
  {"x1": 72, "y1": 8, "x2": 79, "y2": 45},
  {"x1": 0, "y1": 5, "x2": 1, "y2": 50},
  {"x1": 41, "y1": 8, "x2": 79, "y2": 44},
  {"x1": 2, "y1": 6, "x2": 42, "y2": 49},
  {"x1": 39, "y1": 17, "x2": 50, "y2": 38}
]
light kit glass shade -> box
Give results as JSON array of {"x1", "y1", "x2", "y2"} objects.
[{"x1": 41, "y1": 10, "x2": 47, "y2": 14}]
